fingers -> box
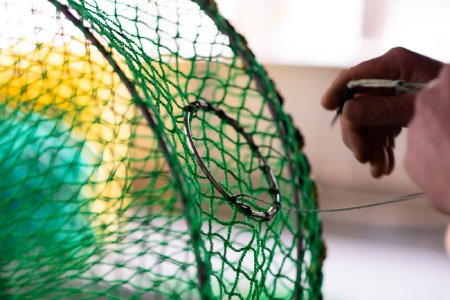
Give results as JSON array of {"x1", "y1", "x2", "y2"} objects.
[
  {"x1": 336, "y1": 91, "x2": 412, "y2": 177},
  {"x1": 332, "y1": 82, "x2": 410, "y2": 178},
  {"x1": 369, "y1": 130, "x2": 395, "y2": 178},
  {"x1": 340, "y1": 118, "x2": 369, "y2": 162},
  {"x1": 321, "y1": 69, "x2": 352, "y2": 110},
  {"x1": 321, "y1": 47, "x2": 443, "y2": 110},
  {"x1": 341, "y1": 115, "x2": 399, "y2": 178},
  {"x1": 321, "y1": 48, "x2": 404, "y2": 110},
  {"x1": 370, "y1": 144, "x2": 388, "y2": 178},
  {"x1": 322, "y1": 47, "x2": 443, "y2": 179},
  {"x1": 342, "y1": 93, "x2": 415, "y2": 127}
]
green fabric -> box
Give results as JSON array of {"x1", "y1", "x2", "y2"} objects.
[{"x1": 0, "y1": 0, "x2": 324, "y2": 299}]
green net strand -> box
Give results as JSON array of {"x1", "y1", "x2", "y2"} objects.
[{"x1": 0, "y1": 0, "x2": 325, "y2": 299}]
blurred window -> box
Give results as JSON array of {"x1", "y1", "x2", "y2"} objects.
[{"x1": 217, "y1": 0, "x2": 450, "y2": 67}]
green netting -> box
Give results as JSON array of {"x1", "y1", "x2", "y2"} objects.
[{"x1": 0, "y1": 0, "x2": 324, "y2": 299}]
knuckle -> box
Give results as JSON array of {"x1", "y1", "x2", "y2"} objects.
[
  {"x1": 337, "y1": 69, "x2": 352, "y2": 82},
  {"x1": 387, "y1": 46, "x2": 409, "y2": 57},
  {"x1": 386, "y1": 47, "x2": 415, "y2": 69}
]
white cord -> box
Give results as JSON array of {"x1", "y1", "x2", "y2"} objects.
[{"x1": 347, "y1": 79, "x2": 427, "y2": 94}]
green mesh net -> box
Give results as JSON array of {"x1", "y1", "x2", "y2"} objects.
[{"x1": 0, "y1": 0, "x2": 324, "y2": 299}]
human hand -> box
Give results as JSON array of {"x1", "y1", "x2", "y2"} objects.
[
  {"x1": 405, "y1": 64, "x2": 450, "y2": 214},
  {"x1": 322, "y1": 47, "x2": 443, "y2": 178}
]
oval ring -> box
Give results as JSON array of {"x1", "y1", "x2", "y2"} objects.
[{"x1": 183, "y1": 101, "x2": 281, "y2": 221}]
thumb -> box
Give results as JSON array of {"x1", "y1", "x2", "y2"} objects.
[{"x1": 343, "y1": 94, "x2": 415, "y2": 126}]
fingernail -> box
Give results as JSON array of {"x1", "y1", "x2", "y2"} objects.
[{"x1": 345, "y1": 101, "x2": 365, "y2": 121}]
